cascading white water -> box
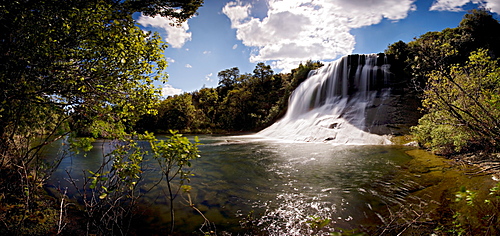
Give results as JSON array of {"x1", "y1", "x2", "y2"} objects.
[{"x1": 258, "y1": 54, "x2": 393, "y2": 144}]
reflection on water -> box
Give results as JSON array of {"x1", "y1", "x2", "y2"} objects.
[{"x1": 43, "y1": 135, "x2": 414, "y2": 235}]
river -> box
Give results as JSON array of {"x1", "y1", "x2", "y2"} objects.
[{"x1": 42, "y1": 134, "x2": 421, "y2": 235}]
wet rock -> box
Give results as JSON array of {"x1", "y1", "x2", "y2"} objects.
[
  {"x1": 328, "y1": 123, "x2": 338, "y2": 129},
  {"x1": 404, "y1": 141, "x2": 419, "y2": 147}
]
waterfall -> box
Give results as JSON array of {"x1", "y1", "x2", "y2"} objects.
[{"x1": 258, "y1": 54, "x2": 394, "y2": 144}]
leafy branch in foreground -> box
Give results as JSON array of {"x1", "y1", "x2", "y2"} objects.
[
  {"x1": 143, "y1": 131, "x2": 201, "y2": 234},
  {"x1": 448, "y1": 182, "x2": 500, "y2": 235},
  {"x1": 67, "y1": 138, "x2": 145, "y2": 235}
]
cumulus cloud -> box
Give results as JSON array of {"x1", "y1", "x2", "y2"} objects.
[
  {"x1": 486, "y1": 1, "x2": 500, "y2": 13},
  {"x1": 232, "y1": 44, "x2": 238, "y2": 49},
  {"x1": 203, "y1": 50, "x2": 211, "y2": 54},
  {"x1": 223, "y1": 0, "x2": 416, "y2": 71},
  {"x1": 136, "y1": 13, "x2": 192, "y2": 48},
  {"x1": 430, "y1": 0, "x2": 500, "y2": 13},
  {"x1": 205, "y1": 73, "x2": 213, "y2": 81},
  {"x1": 185, "y1": 64, "x2": 193, "y2": 68},
  {"x1": 430, "y1": 0, "x2": 473, "y2": 11},
  {"x1": 162, "y1": 84, "x2": 183, "y2": 97}
]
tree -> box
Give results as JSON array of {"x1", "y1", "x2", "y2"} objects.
[
  {"x1": 386, "y1": 9, "x2": 500, "y2": 90},
  {"x1": 217, "y1": 67, "x2": 240, "y2": 90},
  {"x1": 157, "y1": 93, "x2": 197, "y2": 132},
  {"x1": 219, "y1": 88, "x2": 254, "y2": 130},
  {"x1": 253, "y1": 62, "x2": 273, "y2": 83},
  {"x1": 192, "y1": 88, "x2": 219, "y2": 129},
  {"x1": 459, "y1": 9, "x2": 500, "y2": 58},
  {"x1": 144, "y1": 131, "x2": 200, "y2": 234},
  {"x1": 411, "y1": 49, "x2": 500, "y2": 154},
  {"x1": 385, "y1": 40, "x2": 412, "y2": 81},
  {"x1": 134, "y1": 60, "x2": 324, "y2": 133},
  {"x1": 123, "y1": 0, "x2": 204, "y2": 25},
  {"x1": 1, "y1": 0, "x2": 169, "y2": 154},
  {"x1": 406, "y1": 28, "x2": 468, "y2": 79},
  {"x1": 0, "y1": 0, "x2": 202, "y2": 234}
]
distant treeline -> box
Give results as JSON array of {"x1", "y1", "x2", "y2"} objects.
[{"x1": 135, "y1": 61, "x2": 323, "y2": 133}]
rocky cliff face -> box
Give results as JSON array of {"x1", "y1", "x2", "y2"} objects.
[
  {"x1": 364, "y1": 88, "x2": 421, "y2": 136},
  {"x1": 346, "y1": 54, "x2": 422, "y2": 136}
]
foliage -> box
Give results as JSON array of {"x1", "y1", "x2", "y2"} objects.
[
  {"x1": 143, "y1": 131, "x2": 200, "y2": 233},
  {"x1": 459, "y1": 9, "x2": 500, "y2": 58},
  {"x1": 217, "y1": 67, "x2": 240, "y2": 93},
  {"x1": 136, "y1": 60, "x2": 323, "y2": 133},
  {"x1": 445, "y1": 182, "x2": 500, "y2": 235},
  {"x1": 63, "y1": 131, "x2": 202, "y2": 235},
  {"x1": 455, "y1": 186, "x2": 477, "y2": 206},
  {"x1": 0, "y1": 0, "x2": 202, "y2": 234},
  {"x1": 67, "y1": 137, "x2": 145, "y2": 235},
  {"x1": 123, "y1": 0, "x2": 204, "y2": 25},
  {"x1": 386, "y1": 9, "x2": 500, "y2": 89},
  {"x1": 157, "y1": 93, "x2": 197, "y2": 132},
  {"x1": 386, "y1": 9, "x2": 500, "y2": 154},
  {"x1": 411, "y1": 112, "x2": 472, "y2": 154},
  {"x1": 192, "y1": 88, "x2": 219, "y2": 130},
  {"x1": 411, "y1": 49, "x2": 500, "y2": 154},
  {"x1": 0, "y1": 0, "x2": 169, "y2": 172}
]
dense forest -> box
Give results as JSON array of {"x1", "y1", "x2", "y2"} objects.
[
  {"x1": 134, "y1": 61, "x2": 323, "y2": 133},
  {"x1": 1, "y1": 0, "x2": 500, "y2": 234}
]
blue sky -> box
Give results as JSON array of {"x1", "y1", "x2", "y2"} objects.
[{"x1": 134, "y1": 0, "x2": 500, "y2": 96}]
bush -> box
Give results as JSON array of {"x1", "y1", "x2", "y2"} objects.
[{"x1": 412, "y1": 49, "x2": 500, "y2": 154}]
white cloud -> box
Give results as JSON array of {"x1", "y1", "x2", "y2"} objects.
[
  {"x1": 232, "y1": 44, "x2": 238, "y2": 49},
  {"x1": 486, "y1": 1, "x2": 500, "y2": 13},
  {"x1": 185, "y1": 64, "x2": 193, "y2": 68},
  {"x1": 162, "y1": 84, "x2": 183, "y2": 97},
  {"x1": 136, "y1": 13, "x2": 192, "y2": 48},
  {"x1": 205, "y1": 73, "x2": 213, "y2": 81},
  {"x1": 430, "y1": 0, "x2": 471, "y2": 11},
  {"x1": 223, "y1": 0, "x2": 416, "y2": 72},
  {"x1": 166, "y1": 57, "x2": 175, "y2": 63},
  {"x1": 430, "y1": 0, "x2": 500, "y2": 13},
  {"x1": 203, "y1": 50, "x2": 211, "y2": 54},
  {"x1": 223, "y1": 1, "x2": 251, "y2": 25}
]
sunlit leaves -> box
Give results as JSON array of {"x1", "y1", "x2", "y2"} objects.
[
  {"x1": 142, "y1": 130, "x2": 200, "y2": 232},
  {"x1": 412, "y1": 49, "x2": 500, "y2": 154},
  {"x1": 0, "y1": 0, "x2": 202, "y2": 234},
  {"x1": 0, "y1": 0, "x2": 169, "y2": 143},
  {"x1": 143, "y1": 131, "x2": 200, "y2": 186}
]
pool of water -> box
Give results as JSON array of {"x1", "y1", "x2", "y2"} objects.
[{"x1": 43, "y1": 135, "x2": 415, "y2": 235}]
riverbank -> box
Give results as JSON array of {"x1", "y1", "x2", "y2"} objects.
[{"x1": 367, "y1": 148, "x2": 500, "y2": 235}]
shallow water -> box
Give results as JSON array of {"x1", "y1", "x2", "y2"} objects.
[{"x1": 43, "y1": 135, "x2": 415, "y2": 235}]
